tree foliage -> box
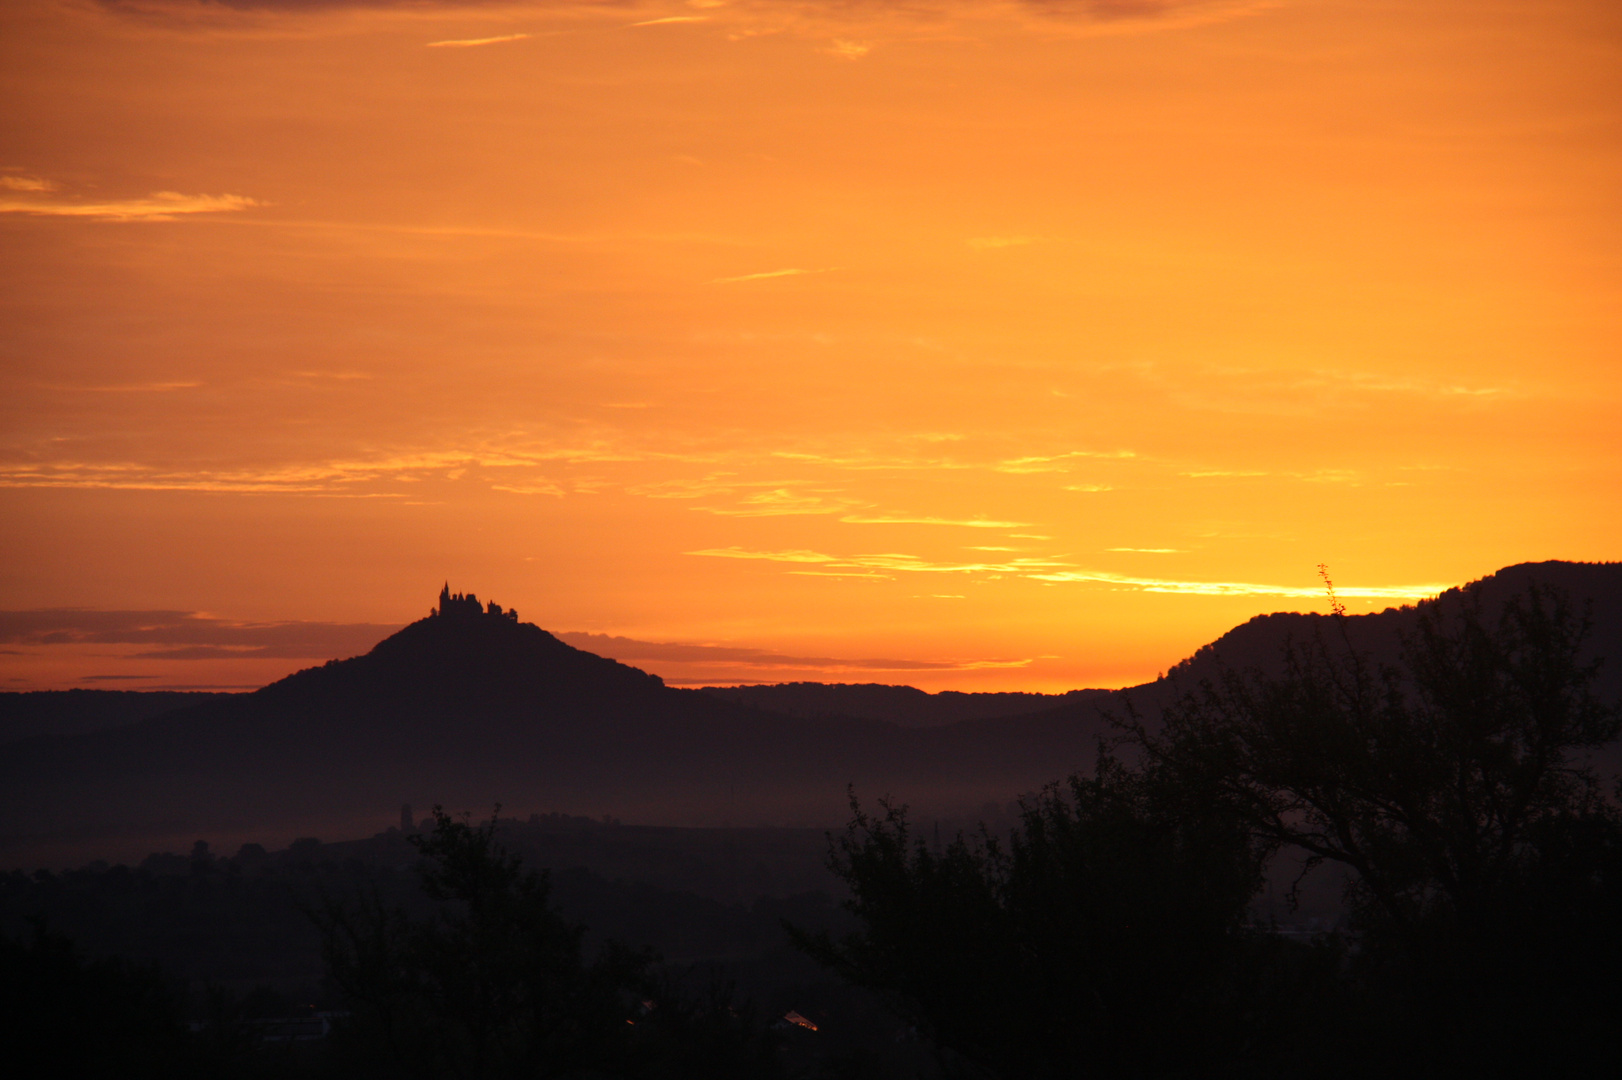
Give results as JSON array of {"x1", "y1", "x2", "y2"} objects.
[
  {"x1": 790, "y1": 762, "x2": 1306, "y2": 1078},
  {"x1": 1135, "y1": 582, "x2": 1620, "y2": 934},
  {"x1": 801, "y1": 580, "x2": 1622, "y2": 1077},
  {"x1": 314, "y1": 807, "x2": 778, "y2": 1080},
  {"x1": 0, "y1": 917, "x2": 201, "y2": 1078}
]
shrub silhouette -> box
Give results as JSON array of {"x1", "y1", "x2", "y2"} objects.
[
  {"x1": 1136, "y1": 580, "x2": 1622, "y2": 1074},
  {"x1": 314, "y1": 807, "x2": 779, "y2": 1080},
  {"x1": 800, "y1": 581, "x2": 1622, "y2": 1077},
  {"x1": 789, "y1": 762, "x2": 1316, "y2": 1078},
  {"x1": 0, "y1": 918, "x2": 201, "y2": 1078}
]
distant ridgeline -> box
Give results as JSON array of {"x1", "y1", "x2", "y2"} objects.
[
  {"x1": 1, "y1": 563, "x2": 1617, "y2": 871},
  {"x1": 433, "y1": 584, "x2": 518, "y2": 623}
]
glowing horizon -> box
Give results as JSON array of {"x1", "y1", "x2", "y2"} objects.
[{"x1": 1, "y1": 0, "x2": 1618, "y2": 692}]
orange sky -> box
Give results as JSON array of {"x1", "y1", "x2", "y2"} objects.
[{"x1": 1, "y1": 0, "x2": 1618, "y2": 692}]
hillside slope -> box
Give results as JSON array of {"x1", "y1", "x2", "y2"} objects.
[{"x1": 3, "y1": 565, "x2": 1616, "y2": 870}]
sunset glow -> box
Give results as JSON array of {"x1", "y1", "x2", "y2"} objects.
[{"x1": 2, "y1": 0, "x2": 1618, "y2": 691}]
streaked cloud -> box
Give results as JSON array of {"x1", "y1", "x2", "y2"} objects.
[
  {"x1": 840, "y1": 514, "x2": 1032, "y2": 528},
  {"x1": 0, "y1": 190, "x2": 260, "y2": 221},
  {"x1": 1180, "y1": 468, "x2": 1360, "y2": 484},
  {"x1": 686, "y1": 544, "x2": 1448, "y2": 604},
  {"x1": 787, "y1": 569, "x2": 895, "y2": 579},
  {"x1": 689, "y1": 547, "x2": 1073, "y2": 576},
  {"x1": 0, "y1": 443, "x2": 642, "y2": 495},
  {"x1": 631, "y1": 474, "x2": 815, "y2": 500},
  {"x1": 709, "y1": 267, "x2": 840, "y2": 284},
  {"x1": 91, "y1": 0, "x2": 1269, "y2": 35},
  {"x1": 556, "y1": 631, "x2": 978, "y2": 673},
  {"x1": 698, "y1": 488, "x2": 863, "y2": 517},
  {"x1": 34, "y1": 381, "x2": 203, "y2": 393},
  {"x1": 771, "y1": 450, "x2": 975, "y2": 472},
  {"x1": 967, "y1": 235, "x2": 1037, "y2": 249},
  {"x1": 427, "y1": 33, "x2": 531, "y2": 47},
  {"x1": 996, "y1": 450, "x2": 1136, "y2": 473},
  {"x1": 490, "y1": 482, "x2": 566, "y2": 496},
  {"x1": 0, "y1": 609, "x2": 398, "y2": 660},
  {"x1": 684, "y1": 546, "x2": 837, "y2": 563},
  {"x1": 823, "y1": 39, "x2": 871, "y2": 60},
  {"x1": 1025, "y1": 570, "x2": 1451, "y2": 599},
  {"x1": 0, "y1": 175, "x2": 58, "y2": 192}
]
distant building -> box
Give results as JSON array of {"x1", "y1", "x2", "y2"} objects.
[{"x1": 434, "y1": 583, "x2": 518, "y2": 622}]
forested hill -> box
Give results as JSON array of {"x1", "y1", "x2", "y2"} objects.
[
  {"x1": 0, "y1": 689, "x2": 238, "y2": 745},
  {"x1": 1156, "y1": 560, "x2": 1622, "y2": 705},
  {"x1": 3, "y1": 562, "x2": 1617, "y2": 871},
  {"x1": 698, "y1": 683, "x2": 1111, "y2": 727}
]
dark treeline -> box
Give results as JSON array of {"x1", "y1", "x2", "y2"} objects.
[
  {"x1": 795, "y1": 579, "x2": 1622, "y2": 1078},
  {"x1": 5, "y1": 574, "x2": 1620, "y2": 1077},
  {"x1": 697, "y1": 684, "x2": 1113, "y2": 729},
  {"x1": 0, "y1": 820, "x2": 906, "y2": 1077},
  {"x1": 0, "y1": 689, "x2": 239, "y2": 744}
]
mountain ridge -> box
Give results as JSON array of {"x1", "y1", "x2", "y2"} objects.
[{"x1": 3, "y1": 561, "x2": 1617, "y2": 869}]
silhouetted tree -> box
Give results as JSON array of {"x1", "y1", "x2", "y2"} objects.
[
  {"x1": 790, "y1": 762, "x2": 1312, "y2": 1078},
  {"x1": 1136, "y1": 583, "x2": 1618, "y2": 929},
  {"x1": 0, "y1": 918, "x2": 199, "y2": 1078},
  {"x1": 315, "y1": 807, "x2": 644, "y2": 1079},
  {"x1": 1134, "y1": 580, "x2": 1622, "y2": 1073},
  {"x1": 314, "y1": 807, "x2": 779, "y2": 1080}
]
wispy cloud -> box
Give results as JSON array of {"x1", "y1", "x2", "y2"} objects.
[
  {"x1": 685, "y1": 547, "x2": 837, "y2": 563},
  {"x1": 556, "y1": 631, "x2": 974, "y2": 673},
  {"x1": 490, "y1": 482, "x2": 566, "y2": 496},
  {"x1": 699, "y1": 489, "x2": 863, "y2": 517},
  {"x1": 685, "y1": 544, "x2": 1445, "y2": 602},
  {"x1": 688, "y1": 547, "x2": 1072, "y2": 577},
  {"x1": 631, "y1": 474, "x2": 815, "y2": 501},
  {"x1": 709, "y1": 267, "x2": 840, "y2": 284},
  {"x1": 788, "y1": 570, "x2": 894, "y2": 579},
  {"x1": 35, "y1": 381, "x2": 202, "y2": 393},
  {"x1": 823, "y1": 39, "x2": 871, "y2": 59},
  {"x1": 996, "y1": 450, "x2": 1135, "y2": 474},
  {"x1": 840, "y1": 514, "x2": 1032, "y2": 529},
  {"x1": 427, "y1": 33, "x2": 531, "y2": 48},
  {"x1": 967, "y1": 235, "x2": 1037, "y2": 249},
  {"x1": 771, "y1": 450, "x2": 974, "y2": 472},
  {"x1": 0, "y1": 442, "x2": 650, "y2": 495},
  {"x1": 0, "y1": 175, "x2": 58, "y2": 192},
  {"x1": 0, "y1": 609, "x2": 397, "y2": 659},
  {"x1": 91, "y1": 0, "x2": 1274, "y2": 42},
  {"x1": 0, "y1": 190, "x2": 260, "y2": 221},
  {"x1": 1025, "y1": 570, "x2": 1450, "y2": 599},
  {"x1": 1180, "y1": 468, "x2": 1359, "y2": 484}
]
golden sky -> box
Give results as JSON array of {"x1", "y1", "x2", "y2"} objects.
[{"x1": 1, "y1": 0, "x2": 1618, "y2": 692}]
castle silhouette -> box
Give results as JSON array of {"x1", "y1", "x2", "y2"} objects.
[{"x1": 433, "y1": 584, "x2": 518, "y2": 622}]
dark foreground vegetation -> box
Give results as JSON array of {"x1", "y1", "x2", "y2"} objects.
[
  {"x1": 4, "y1": 577, "x2": 1620, "y2": 1077},
  {"x1": 0, "y1": 820, "x2": 875, "y2": 1078},
  {"x1": 798, "y1": 580, "x2": 1622, "y2": 1078}
]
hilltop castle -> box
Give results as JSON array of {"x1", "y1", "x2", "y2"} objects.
[{"x1": 433, "y1": 584, "x2": 518, "y2": 622}]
